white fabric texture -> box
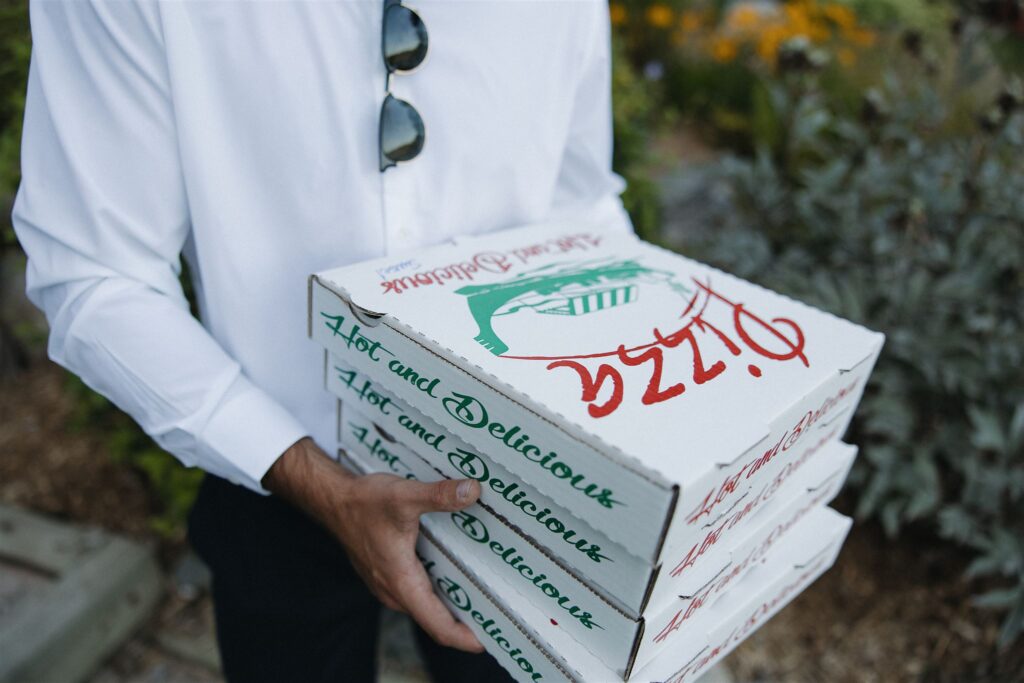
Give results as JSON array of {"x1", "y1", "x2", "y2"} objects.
[{"x1": 13, "y1": 0, "x2": 633, "y2": 493}]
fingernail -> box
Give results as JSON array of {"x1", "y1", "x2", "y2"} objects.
[{"x1": 457, "y1": 480, "x2": 473, "y2": 502}]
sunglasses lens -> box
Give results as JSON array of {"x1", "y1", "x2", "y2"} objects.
[
  {"x1": 380, "y1": 94, "x2": 425, "y2": 170},
  {"x1": 383, "y1": 5, "x2": 428, "y2": 72}
]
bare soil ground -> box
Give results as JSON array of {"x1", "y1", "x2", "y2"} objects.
[
  {"x1": 727, "y1": 510, "x2": 1024, "y2": 682},
  {"x1": 0, "y1": 363, "x2": 154, "y2": 538},
  {"x1": 2, "y1": 362, "x2": 1023, "y2": 683}
]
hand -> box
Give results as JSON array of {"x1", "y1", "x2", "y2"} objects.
[{"x1": 263, "y1": 438, "x2": 484, "y2": 653}]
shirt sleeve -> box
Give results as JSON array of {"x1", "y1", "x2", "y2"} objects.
[
  {"x1": 12, "y1": 0, "x2": 308, "y2": 493},
  {"x1": 549, "y1": 2, "x2": 635, "y2": 235}
]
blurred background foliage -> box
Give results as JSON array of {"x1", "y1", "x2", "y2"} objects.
[
  {"x1": 0, "y1": 0, "x2": 1022, "y2": 646},
  {"x1": 612, "y1": 0, "x2": 1024, "y2": 644}
]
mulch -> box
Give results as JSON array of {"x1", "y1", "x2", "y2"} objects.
[
  {"x1": 727, "y1": 497, "x2": 1024, "y2": 682},
  {"x1": 0, "y1": 363, "x2": 154, "y2": 538}
]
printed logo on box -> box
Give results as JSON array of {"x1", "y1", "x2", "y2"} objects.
[
  {"x1": 371, "y1": 231, "x2": 815, "y2": 421},
  {"x1": 454, "y1": 259, "x2": 691, "y2": 356},
  {"x1": 450, "y1": 257, "x2": 811, "y2": 420}
]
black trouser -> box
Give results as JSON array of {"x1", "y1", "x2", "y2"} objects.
[{"x1": 188, "y1": 474, "x2": 514, "y2": 683}]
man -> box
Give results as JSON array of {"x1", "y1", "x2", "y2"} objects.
[{"x1": 13, "y1": 1, "x2": 633, "y2": 681}]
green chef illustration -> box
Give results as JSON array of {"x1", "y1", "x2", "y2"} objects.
[{"x1": 455, "y1": 258, "x2": 692, "y2": 356}]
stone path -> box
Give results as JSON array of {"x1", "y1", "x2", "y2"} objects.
[{"x1": 0, "y1": 505, "x2": 162, "y2": 683}]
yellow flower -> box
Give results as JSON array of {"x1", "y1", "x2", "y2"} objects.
[
  {"x1": 845, "y1": 27, "x2": 877, "y2": 47},
  {"x1": 836, "y1": 47, "x2": 857, "y2": 67},
  {"x1": 710, "y1": 36, "x2": 739, "y2": 62},
  {"x1": 609, "y1": 3, "x2": 627, "y2": 26},
  {"x1": 823, "y1": 3, "x2": 857, "y2": 30},
  {"x1": 783, "y1": 2, "x2": 811, "y2": 26},
  {"x1": 808, "y1": 23, "x2": 832, "y2": 43},
  {"x1": 757, "y1": 25, "x2": 787, "y2": 64},
  {"x1": 646, "y1": 4, "x2": 675, "y2": 29},
  {"x1": 679, "y1": 9, "x2": 704, "y2": 33},
  {"x1": 785, "y1": 13, "x2": 814, "y2": 37},
  {"x1": 727, "y1": 6, "x2": 762, "y2": 31}
]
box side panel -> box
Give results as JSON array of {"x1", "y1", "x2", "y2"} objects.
[
  {"x1": 633, "y1": 476, "x2": 851, "y2": 672},
  {"x1": 312, "y1": 278, "x2": 673, "y2": 559},
  {"x1": 636, "y1": 509, "x2": 852, "y2": 683},
  {"x1": 646, "y1": 440, "x2": 855, "y2": 614},
  {"x1": 661, "y1": 345, "x2": 878, "y2": 565},
  {"x1": 340, "y1": 408, "x2": 639, "y2": 671},
  {"x1": 327, "y1": 353, "x2": 654, "y2": 610}
]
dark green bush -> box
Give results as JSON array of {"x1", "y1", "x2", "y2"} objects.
[
  {"x1": 613, "y1": 37, "x2": 665, "y2": 241},
  {"x1": 0, "y1": 2, "x2": 30, "y2": 374},
  {"x1": 65, "y1": 375, "x2": 204, "y2": 536},
  {"x1": 678, "y1": 28, "x2": 1024, "y2": 642},
  {"x1": 0, "y1": 1, "x2": 29, "y2": 209}
]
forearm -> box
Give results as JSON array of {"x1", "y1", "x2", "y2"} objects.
[
  {"x1": 20, "y1": 272, "x2": 308, "y2": 492},
  {"x1": 262, "y1": 437, "x2": 355, "y2": 535}
]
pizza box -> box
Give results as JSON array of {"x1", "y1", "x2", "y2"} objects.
[
  {"x1": 309, "y1": 221, "x2": 883, "y2": 569},
  {"x1": 327, "y1": 353, "x2": 856, "y2": 619},
  {"x1": 339, "y1": 404, "x2": 855, "y2": 676},
  {"x1": 410, "y1": 500, "x2": 852, "y2": 682}
]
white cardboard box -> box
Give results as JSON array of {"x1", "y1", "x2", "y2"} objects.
[
  {"x1": 328, "y1": 353, "x2": 855, "y2": 620},
  {"x1": 310, "y1": 223, "x2": 882, "y2": 568},
  {"x1": 411, "y1": 501, "x2": 852, "y2": 683},
  {"x1": 340, "y1": 404, "x2": 856, "y2": 677}
]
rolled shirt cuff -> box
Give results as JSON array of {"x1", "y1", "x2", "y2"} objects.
[{"x1": 194, "y1": 375, "x2": 310, "y2": 495}]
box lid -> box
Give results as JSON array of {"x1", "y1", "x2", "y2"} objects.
[{"x1": 314, "y1": 222, "x2": 883, "y2": 488}]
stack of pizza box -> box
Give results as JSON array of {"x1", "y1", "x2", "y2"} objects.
[{"x1": 307, "y1": 215, "x2": 884, "y2": 682}]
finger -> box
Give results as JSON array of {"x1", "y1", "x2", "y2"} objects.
[
  {"x1": 403, "y1": 478, "x2": 481, "y2": 515},
  {"x1": 399, "y1": 565, "x2": 484, "y2": 653}
]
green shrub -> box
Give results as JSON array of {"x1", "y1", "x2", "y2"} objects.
[
  {"x1": 677, "y1": 26, "x2": 1024, "y2": 642},
  {"x1": 613, "y1": 37, "x2": 666, "y2": 241},
  {"x1": 0, "y1": 1, "x2": 29, "y2": 209},
  {"x1": 65, "y1": 375, "x2": 203, "y2": 537}
]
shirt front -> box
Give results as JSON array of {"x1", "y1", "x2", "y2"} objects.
[{"x1": 13, "y1": 0, "x2": 631, "y2": 493}]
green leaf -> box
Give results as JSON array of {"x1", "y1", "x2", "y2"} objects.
[
  {"x1": 967, "y1": 405, "x2": 1007, "y2": 453},
  {"x1": 973, "y1": 587, "x2": 1021, "y2": 610}
]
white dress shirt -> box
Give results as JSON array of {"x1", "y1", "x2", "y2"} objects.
[{"x1": 13, "y1": 0, "x2": 631, "y2": 494}]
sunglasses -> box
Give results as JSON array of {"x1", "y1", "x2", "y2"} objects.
[{"x1": 379, "y1": 0, "x2": 428, "y2": 172}]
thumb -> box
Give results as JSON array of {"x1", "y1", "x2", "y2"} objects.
[{"x1": 407, "y1": 478, "x2": 481, "y2": 515}]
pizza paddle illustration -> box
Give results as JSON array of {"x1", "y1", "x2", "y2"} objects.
[
  {"x1": 453, "y1": 256, "x2": 809, "y2": 420},
  {"x1": 455, "y1": 258, "x2": 694, "y2": 357}
]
